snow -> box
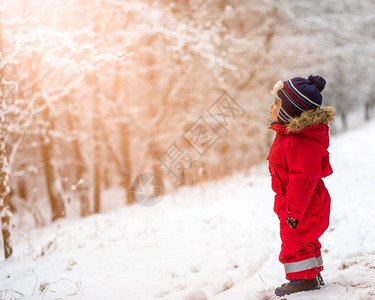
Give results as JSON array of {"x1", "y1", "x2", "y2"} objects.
[{"x1": 1, "y1": 120, "x2": 375, "y2": 299}]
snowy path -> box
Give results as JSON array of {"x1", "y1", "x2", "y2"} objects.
[{"x1": 1, "y1": 120, "x2": 375, "y2": 300}]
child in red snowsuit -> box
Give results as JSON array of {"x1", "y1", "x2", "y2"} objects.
[{"x1": 267, "y1": 75, "x2": 336, "y2": 296}]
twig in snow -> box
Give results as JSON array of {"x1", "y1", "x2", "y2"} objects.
[
  {"x1": 259, "y1": 274, "x2": 268, "y2": 289},
  {"x1": 0, "y1": 289, "x2": 23, "y2": 300},
  {"x1": 0, "y1": 266, "x2": 11, "y2": 278},
  {"x1": 40, "y1": 278, "x2": 83, "y2": 299},
  {"x1": 32, "y1": 269, "x2": 38, "y2": 296}
]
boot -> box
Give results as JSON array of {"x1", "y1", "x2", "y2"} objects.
[
  {"x1": 317, "y1": 273, "x2": 325, "y2": 286},
  {"x1": 275, "y1": 277, "x2": 319, "y2": 296}
]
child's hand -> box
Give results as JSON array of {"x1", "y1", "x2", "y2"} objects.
[{"x1": 287, "y1": 216, "x2": 299, "y2": 229}]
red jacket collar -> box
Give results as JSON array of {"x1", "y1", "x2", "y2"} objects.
[{"x1": 269, "y1": 123, "x2": 288, "y2": 135}]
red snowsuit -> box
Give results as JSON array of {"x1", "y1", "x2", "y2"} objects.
[{"x1": 267, "y1": 107, "x2": 335, "y2": 280}]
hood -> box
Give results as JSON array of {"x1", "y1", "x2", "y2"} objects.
[
  {"x1": 287, "y1": 106, "x2": 336, "y2": 132},
  {"x1": 270, "y1": 106, "x2": 336, "y2": 147}
]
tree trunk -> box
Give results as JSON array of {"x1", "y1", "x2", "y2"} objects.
[
  {"x1": 340, "y1": 109, "x2": 348, "y2": 131},
  {"x1": 365, "y1": 99, "x2": 374, "y2": 121},
  {"x1": 119, "y1": 122, "x2": 133, "y2": 204},
  {"x1": 365, "y1": 101, "x2": 370, "y2": 121},
  {"x1": 93, "y1": 138, "x2": 101, "y2": 214},
  {"x1": 0, "y1": 139, "x2": 12, "y2": 259},
  {"x1": 65, "y1": 108, "x2": 90, "y2": 216},
  {"x1": 92, "y1": 76, "x2": 101, "y2": 214},
  {"x1": 0, "y1": 7, "x2": 12, "y2": 259},
  {"x1": 40, "y1": 102, "x2": 66, "y2": 221},
  {"x1": 113, "y1": 61, "x2": 133, "y2": 205}
]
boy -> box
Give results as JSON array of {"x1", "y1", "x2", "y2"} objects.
[{"x1": 267, "y1": 75, "x2": 336, "y2": 296}]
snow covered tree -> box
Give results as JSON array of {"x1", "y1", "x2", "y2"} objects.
[{"x1": 0, "y1": 4, "x2": 12, "y2": 258}]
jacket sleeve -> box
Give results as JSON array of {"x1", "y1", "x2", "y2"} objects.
[{"x1": 285, "y1": 135, "x2": 322, "y2": 221}]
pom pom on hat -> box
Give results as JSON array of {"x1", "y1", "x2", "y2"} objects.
[
  {"x1": 273, "y1": 75, "x2": 327, "y2": 123},
  {"x1": 308, "y1": 75, "x2": 326, "y2": 92}
]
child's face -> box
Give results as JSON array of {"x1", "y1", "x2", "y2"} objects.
[{"x1": 270, "y1": 98, "x2": 281, "y2": 122}]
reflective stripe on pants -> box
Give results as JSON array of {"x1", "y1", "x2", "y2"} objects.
[{"x1": 284, "y1": 256, "x2": 323, "y2": 274}]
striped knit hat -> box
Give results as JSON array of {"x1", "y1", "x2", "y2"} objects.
[{"x1": 271, "y1": 75, "x2": 326, "y2": 123}]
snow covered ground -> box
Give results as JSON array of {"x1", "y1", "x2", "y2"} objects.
[{"x1": 1, "y1": 119, "x2": 375, "y2": 300}]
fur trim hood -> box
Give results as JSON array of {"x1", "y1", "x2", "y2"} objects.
[{"x1": 287, "y1": 106, "x2": 336, "y2": 132}]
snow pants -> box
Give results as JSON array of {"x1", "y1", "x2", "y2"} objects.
[{"x1": 277, "y1": 179, "x2": 331, "y2": 280}]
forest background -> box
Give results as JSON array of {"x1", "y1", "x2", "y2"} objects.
[{"x1": 0, "y1": 0, "x2": 374, "y2": 238}]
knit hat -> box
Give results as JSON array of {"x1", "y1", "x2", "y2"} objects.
[{"x1": 271, "y1": 75, "x2": 326, "y2": 123}]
